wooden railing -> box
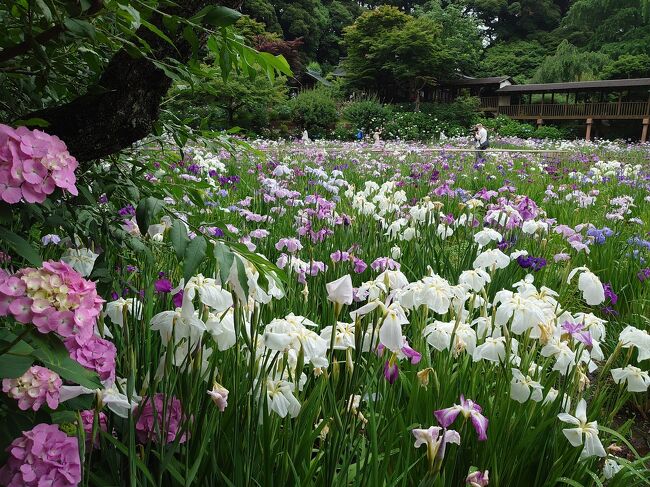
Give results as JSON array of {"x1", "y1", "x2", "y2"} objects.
[
  {"x1": 498, "y1": 101, "x2": 650, "y2": 119},
  {"x1": 479, "y1": 97, "x2": 499, "y2": 109}
]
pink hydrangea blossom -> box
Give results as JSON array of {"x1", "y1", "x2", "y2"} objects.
[
  {"x1": 2, "y1": 366, "x2": 62, "y2": 411},
  {"x1": 0, "y1": 260, "x2": 104, "y2": 345},
  {"x1": 64, "y1": 335, "x2": 116, "y2": 383},
  {"x1": 0, "y1": 124, "x2": 79, "y2": 204},
  {"x1": 0, "y1": 423, "x2": 81, "y2": 487},
  {"x1": 135, "y1": 393, "x2": 187, "y2": 444},
  {"x1": 80, "y1": 410, "x2": 108, "y2": 448}
]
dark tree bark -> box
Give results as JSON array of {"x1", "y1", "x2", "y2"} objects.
[{"x1": 19, "y1": 1, "x2": 241, "y2": 163}]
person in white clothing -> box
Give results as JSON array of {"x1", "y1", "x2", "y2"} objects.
[{"x1": 473, "y1": 123, "x2": 489, "y2": 162}]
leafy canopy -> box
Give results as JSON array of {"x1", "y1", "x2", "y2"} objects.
[{"x1": 342, "y1": 4, "x2": 481, "y2": 101}]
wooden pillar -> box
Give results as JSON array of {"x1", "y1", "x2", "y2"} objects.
[
  {"x1": 537, "y1": 118, "x2": 544, "y2": 128},
  {"x1": 642, "y1": 118, "x2": 649, "y2": 143},
  {"x1": 585, "y1": 118, "x2": 593, "y2": 141}
]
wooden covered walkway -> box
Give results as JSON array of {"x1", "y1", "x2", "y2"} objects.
[
  {"x1": 493, "y1": 79, "x2": 650, "y2": 141},
  {"x1": 435, "y1": 77, "x2": 650, "y2": 141}
]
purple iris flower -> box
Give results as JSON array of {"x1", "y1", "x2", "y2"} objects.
[
  {"x1": 434, "y1": 395, "x2": 488, "y2": 441},
  {"x1": 155, "y1": 279, "x2": 173, "y2": 293},
  {"x1": 383, "y1": 361, "x2": 399, "y2": 384}
]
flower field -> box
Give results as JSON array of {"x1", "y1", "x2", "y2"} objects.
[{"x1": 1, "y1": 130, "x2": 650, "y2": 486}]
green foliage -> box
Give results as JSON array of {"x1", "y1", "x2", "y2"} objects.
[
  {"x1": 241, "y1": 0, "x2": 360, "y2": 67},
  {"x1": 271, "y1": 0, "x2": 330, "y2": 58},
  {"x1": 342, "y1": 5, "x2": 481, "y2": 101},
  {"x1": 0, "y1": 0, "x2": 292, "y2": 130},
  {"x1": 478, "y1": 0, "x2": 650, "y2": 84},
  {"x1": 416, "y1": 1, "x2": 483, "y2": 76},
  {"x1": 343, "y1": 98, "x2": 393, "y2": 132},
  {"x1": 235, "y1": 15, "x2": 275, "y2": 44},
  {"x1": 463, "y1": 0, "x2": 569, "y2": 41},
  {"x1": 560, "y1": 0, "x2": 650, "y2": 51},
  {"x1": 532, "y1": 40, "x2": 610, "y2": 83},
  {"x1": 480, "y1": 40, "x2": 548, "y2": 83},
  {"x1": 479, "y1": 115, "x2": 537, "y2": 138},
  {"x1": 534, "y1": 124, "x2": 568, "y2": 140},
  {"x1": 339, "y1": 96, "x2": 479, "y2": 140},
  {"x1": 0, "y1": 1, "x2": 115, "y2": 119},
  {"x1": 241, "y1": 0, "x2": 283, "y2": 34},
  {"x1": 306, "y1": 61, "x2": 323, "y2": 76},
  {"x1": 287, "y1": 88, "x2": 339, "y2": 138},
  {"x1": 316, "y1": 0, "x2": 361, "y2": 68},
  {"x1": 419, "y1": 96, "x2": 481, "y2": 128},
  {"x1": 602, "y1": 54, "x2": 650, "y2": 79},
  {"x1": 165, "y1": 64, "x2": 288, "y2": 132},
  {"x1": 382, "y1": 111, "x2": 465, "y2": 140},
  {"x1": 479, "y1": 115, "x2": 568, "y2": 139}
]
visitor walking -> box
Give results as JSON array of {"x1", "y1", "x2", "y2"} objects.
[{"x1": 474, "y1": 123, "x2": 489, "y2": 162}]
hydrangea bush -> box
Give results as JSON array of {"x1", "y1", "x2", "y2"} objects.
[{"x1": 0, "y1": 124, "x2": 79, "y2": 204}]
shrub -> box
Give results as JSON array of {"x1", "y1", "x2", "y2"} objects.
[
  {"x1": 420, "y1": 96, "x2": 481, "y2": 127},
  {"x1": 479, "y1": 116, "x2": 536, "y2": 138},
  {"x1": 480, "y1": 116, "x2": 568, "y2": 140},
  {"x1": 288, "y1": 88, "x2": 338, "y2": 138},
  {"x1": 534, "y1": 125, "x2": 567, "y2": 140},
  {"x1": 332, "y1": 122, "x2": 356, "y2": 140},
  {"x1": 382, "y1": 112, "x2": 464, "y2": 141},
  {"x1": 343, "y1": 98, "x2": 392, "y2": 133}
]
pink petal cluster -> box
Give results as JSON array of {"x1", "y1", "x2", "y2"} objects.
[
  {"x1": 0, "y1": 423, "x2": 81, "y2": 487},
  {"x1": 0, "y1": 260, "x2": 104, "y2": 344},
  {"x1": 0, "y1": 124, "x2": 79, "y2": 204},
  {"x1": 64, "y1": 335, "x2": 116, "y2": 383},
  {"x1": 135, "y1": 393, "x2": 187, "y2": 444},
  {"x1": 80, "y1": 410, "x2": 108, "y2": 448},
  {"x1": 1, "y1": 366, "x2": 62, "y2": 411}
]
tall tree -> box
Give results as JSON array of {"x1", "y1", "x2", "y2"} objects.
[
  {"x1": 166, "y1": 64, "x2": 287, "y2": 129},
  {"x1": 317, "y1": 1, "x2": 361, "y2": 68},
  {"x1": 271, "y1": 0, "x2": 330, "y2": 58},
  {"x1": 417, "y1": 1, "x2": 483, "y2": 77},
  {"x1": 342, "y1": 5, "x2": 480, "y2": 101},
  {"x1": 241, "y1": 0, "x2": 283, "y2": 33},
  {"x1": 479, "y1": 40, "x2": 548, "y2": 82},
  {"x1": 559, "y1": 0, "x2": 650, "y2": 54},
  {"x1": 360, "y1": 0, "x2": 430, "y2": 11},
  {"x1": 602, "y1": 54, "x2": 650, "y2": 79},
  {"x1": 341, "y1": 6, "x2": 413, "y2": 99},
  {"x1": 532, "y1": 40, "x2": 609, "y2": 83},
  {"x1": 0, "y1": 1, "x2": 290, "y2": 163},
  {"x1": 461, "y1": 0, "x2": 570, "y2": 41}
]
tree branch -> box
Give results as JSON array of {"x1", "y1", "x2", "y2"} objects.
[
  {"x1": 15, "y1": 1, "x2": 242, "y2": 164},
  {"x1": 0, "y1": 25, "x2": 64, "y2": 64},
  {"x1": 0, "y1": 1, "x2": 105, "y2": 65}
]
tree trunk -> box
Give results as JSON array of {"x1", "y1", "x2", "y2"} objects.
[{"x1": 19, "y1": 1, "x2": 241, "y2": 164}]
